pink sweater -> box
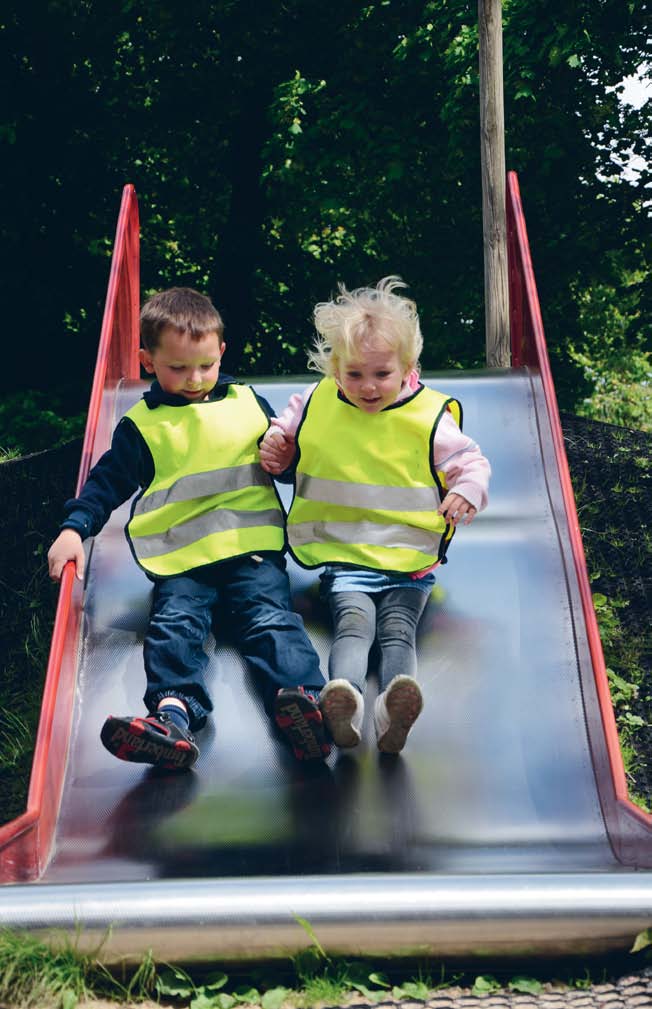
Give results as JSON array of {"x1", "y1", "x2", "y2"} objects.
[{"x1": 269, "y1": 373, "x2": 491, "y2": 514}]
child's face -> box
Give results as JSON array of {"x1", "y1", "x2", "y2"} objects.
[
  {"x1": 140, "y1": 325, "x2": 225, "y2": 401},
  {"x1": 335, "y1": 341, "x2": 411, "y2": 413}
]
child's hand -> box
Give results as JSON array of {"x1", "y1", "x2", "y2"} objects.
[
  {"x1": 48, "y1": 529, "x2": 85, "y2": 582},
  {"x1": 260, "y1": 430, "x2": 296, "y2": 474},
  {"x1": 438, "y1": 492, "x2": 477, "y2": 526}
]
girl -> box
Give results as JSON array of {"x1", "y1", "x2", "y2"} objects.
[{"x1": 260, "y1": 277, "x2": 490, "y2": 753}]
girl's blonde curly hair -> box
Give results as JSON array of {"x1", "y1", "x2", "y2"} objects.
[{"x1": 307, "y1": 276, "x2": 423, "y2": 377}]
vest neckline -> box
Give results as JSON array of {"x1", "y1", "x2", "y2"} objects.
[{"x1": 334, "y1": 381, "x2": 425, "y2": 412}]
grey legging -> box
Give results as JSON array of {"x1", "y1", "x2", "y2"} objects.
[{"x1": 327, "y1": 588, "x2": 429, "y2": 693}]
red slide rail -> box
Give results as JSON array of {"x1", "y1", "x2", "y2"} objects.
[
  {"x1": 506, "y1": 170, "x2": 652, "y2": 846},
  {"x1": 0, "y1": 185, "x2": 140, "y2": 882}
]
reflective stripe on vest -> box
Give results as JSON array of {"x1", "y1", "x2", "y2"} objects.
[
  {"x1": 287, "y1": 378, "x2": 461, "y2": 572},
  {"x1": 126, "y1": 385, "x2": 285, "y2": 576}
]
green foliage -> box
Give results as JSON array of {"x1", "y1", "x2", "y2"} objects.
[
  {"x1": 155, "y1": 965, "x2": 255, "y2": 1009},
  {"x1": 153, "y1": 947, "x2": 459, "y2": 1009},
  {"x1": 509, "y1": 975, "x2": 543, "y2": 995},
  {"x1": 564, "y1": 411, "x2": 651, "y2": 807},
  {"x1": 0, "y1": 925, "x2": 140, "y2": 1007},
  {"x1": 0, "y1": 924, "x2": 649, "y2": 1007},
  {"x1": 1, "y1": 1, "x2": 649, "y2": 416},
  {"x1": 0, "y1": 927, "x2": 128, "y2": 1008},
  {"x1": 297, "y1": 966, "x2": 353, "y2": 1007},
  {"x1": 0, "y1": 392, "x2": 86, "y2": 457},
  {"x1": 568, "y1": 967, "x2": 603, "y2": 990},
  {"x1": 293, "y1": 915, "x2": 327, "y2": 961},
  {"x1": 472, "y1": 973, "x2": 501, "y2": 996},
  {"x1": 290, "y1": 918, "x2": 460, "y2": 1006},
  {"x1": 0, "y1": 709, "x2": 31, "y2": 771},
  {"x1": 592, "y1": 590, "x2": 649, "y2": 799},
  {"x1": 574, "y1": 348, "x2": 651, "y2": 431},
  {"x1": 570, "y1": 271, "x2": 651, "y2": 430},
  {"x1": 631, "y1": 927, "x2": 652, "y2": 954}
]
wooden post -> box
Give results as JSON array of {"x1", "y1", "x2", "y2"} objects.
[{"x1": 478, "y1": 0, "x2": 510, "y2": 366}]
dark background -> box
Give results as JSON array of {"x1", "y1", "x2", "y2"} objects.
[{"x1": 0, "y1": 0, "x2": 649, "y2": 424}]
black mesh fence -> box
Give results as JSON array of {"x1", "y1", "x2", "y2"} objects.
[
  {"x1": 0, "y1": 438, "x2": 83, "y2": 594},
  {"x1": 0, "y1": 439, "x2": 82, "y2": 819},
  {"x1": 560, "y1": 412, "x2": 651, "y2": 803}
]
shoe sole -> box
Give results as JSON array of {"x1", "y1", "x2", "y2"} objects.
[
  {"x1": 274, "y1": 693, "x2": 331, "y2": 761},
  {"x1": 320, "y1": 685, "x2": 362, "y2": 748},
  {"x1": 376, "y1": 679, "x2": 423, "y2": 754},
  {"x1": 100, "y1": 716, "x2": 198, "y2": 770}
]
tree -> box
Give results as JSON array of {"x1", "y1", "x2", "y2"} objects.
[{"x1": 1, "y1": 0, "x2": 649, "y2": 424}]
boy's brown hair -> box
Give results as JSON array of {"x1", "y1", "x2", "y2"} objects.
[{"x1": 140, "y1": 287, "x2": 224, "y2": 351}]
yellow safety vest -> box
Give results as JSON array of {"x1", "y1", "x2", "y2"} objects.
[
  {"x1": 126, "y1": 384, "x2": 285, "y2": 577},
  {"x1": 287, "y1": 378, "x2": 462, "y2": 572}
]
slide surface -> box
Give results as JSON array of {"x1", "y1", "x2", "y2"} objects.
[{"x1": 38, "y1": 371, "x2": 619, "y2": 882}]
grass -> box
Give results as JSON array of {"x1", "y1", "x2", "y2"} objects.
[
  {"x1": 0, "y1": 925, "x2": 648, "y2": 1009},
  {"x1": 0, "y1": 927, "x2": 154, "y2": 1008},
  {"x1": 0, "y1": 928, "x2": 463, "y2": 1009},
  {"x1": 0, "y1": 929, "x2": 86, "y2": 1008},
  {"x1": 0, "y1": 709, "x2": 32, "y2": 771},
  {"x1": 0, "y1": 911, "x2": 645, "y2": 1008}
]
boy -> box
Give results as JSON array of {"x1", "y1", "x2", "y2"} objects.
[{"x1": 48, "y1": 287, "x2": 329, "y2": 770}]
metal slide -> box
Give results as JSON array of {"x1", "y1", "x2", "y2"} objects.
[{"x1": 1, "y1": 178, "x2": 651, "y2": 962}]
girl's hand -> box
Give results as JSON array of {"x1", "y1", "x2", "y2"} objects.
[
  {"x1": 437, "y1": 492, "x2": 477, "y2": 526},
  {"x1": 48, "y1": 528, "x2": 85, "y2": 581},
  {"x1": 260, "y1": 430, "x2": 296, "y2": 474}
]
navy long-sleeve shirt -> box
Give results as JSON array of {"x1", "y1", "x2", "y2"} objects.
[{"x1": 61, "y1": 375, "x2": 276, "y2": 542}]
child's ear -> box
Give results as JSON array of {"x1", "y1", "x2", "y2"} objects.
[{"x1": 139, "y1": 347, "x2": 155, "y2": 374}]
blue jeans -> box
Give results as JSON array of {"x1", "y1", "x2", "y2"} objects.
[
  {"x1": 143, "y1": 553, "x2": 324, "y2": 730},
  {"x1": 327, "y1": 587, "x2": 429, "y2": 692}
]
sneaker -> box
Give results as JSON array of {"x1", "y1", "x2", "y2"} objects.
[
  {"x1": 319, "y1": 679, "x2": 364, "y2": 748},
  {"x1": 100, "y1": 712, "x2": 199, "y2": 770},
  {"x1": 374, "y1": 676, "x2": 423, "y2": 754},
  {"x1": 274, "y1": 687, "x2": 331, "y2": 761}
]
